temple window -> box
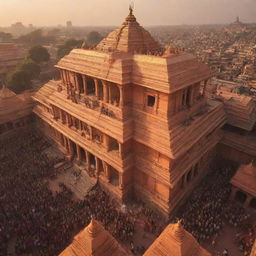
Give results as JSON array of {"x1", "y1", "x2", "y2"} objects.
[
  {"x1": 109, "y1": 137, "x2": 119, "y2": 152},
  {"x1": 92, "y1": 128, "x2": 103, "y2": 144},
  {"x1": 147, "y1": 95, "x2": 155, "y2": 107},
  {"x1": 87, "y1": 77, "x2": 96, "y2": 96}
]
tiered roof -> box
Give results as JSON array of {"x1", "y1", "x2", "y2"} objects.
[
  {"x1": 216, "y1": 89, "x2": 256, "y2": 131},
  {"x1": 231, "y1": 162, "x2": 256, "y2": 197},
  {"x1": 0, "y1": 87, "x2": 34, "y2": 125},
  {"x1": 96, "y1": 7, "x2": 162, "y2": 54},
  {"x1": 144, "y1": 221, "x2": 211, "y2": 256},
  {"x1": 59, "y1": 218, "x2": 129, "y2": 256}
]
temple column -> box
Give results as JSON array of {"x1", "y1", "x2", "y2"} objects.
[
  {"x1": 83, "y1": 75, "x2": 88, "y2": 95},
  {"x1": 118, "y1": 142, "x2": 123, "y2": 158},
  {"x1": 104, "y1": 163, "x2": 110, "y2": 182},
  {"x1": 85, "y1": 151, "x2": 90, "y2": 167},
  {"x1": 95, "y1": 157, "x2": 100, "y2": 177},
  {"x1": 103, "y1": 134, "x2": 110, "y2": 151},
  {"x1": 119, "y1": 86, "x2": 124, "y2": 107},
  {"x1": 78, "y1": 120, "x2": 82, "y2": 131},
  {"x1": 76, "y1": 144, "x2": 82, "y2": 163},
  {"x1": 103, "y1": 81, "x2": 109, "y2": 103},
  {"x1": 94, "y1": 79, "x2": 99, "y2": 100},
  {"x1": 89, "y1": 126, "x2": 93, "y2": 140},
  {"x1": 119, "y1": 172, "x2": 123, "y2": 190},
  {"x1": 108, "y1": 84, "x2": 112, "y2": 104},
  {"x1": 68, "y1": 139, "x2": 73, "y2": 156},
  {"x1": 60, "y1": 110, "x2": 65, "y2": 124}
]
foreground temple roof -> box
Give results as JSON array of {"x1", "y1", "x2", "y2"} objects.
[
  {"x1": 144, "y1": 221, "x2": 211, "y2": 256},
  {"x1": 59, "y1": 218, "x2": 129, "y2": 256},
  {"x1": 231, "y1": 162, "x2": 256, "y2": 197}
]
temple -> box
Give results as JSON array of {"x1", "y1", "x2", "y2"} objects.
[
  {"x1": 230, "y1": 162, "x2": 256, "y2": 208},
  {"x1": 33, "y1": 7, "x2": 226, "y2": 216},
  {"x1": 59, "y1": 218, "x2": 129, "y2": 256},
  {"x1": 144, "y1": 221, "x2": 211, "y2": 256},
  {"x1": 0, "y1": 86, "x2": 34, "y2": 138}
]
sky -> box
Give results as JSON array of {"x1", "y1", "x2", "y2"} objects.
[{"x1": 1, "y1": 0, "x2": 256, "y2": 27}]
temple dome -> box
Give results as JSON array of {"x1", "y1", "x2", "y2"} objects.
[{"x1": 96, "y1": 7, "x2": 162, "y2": 54}]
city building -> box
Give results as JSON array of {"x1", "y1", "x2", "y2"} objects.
[
  {"x1": 32, "y1": 7, "x2": 226, "y2": 216},
  {"x1": 0, "y1": 43, "x2": 26, "y2": 81}
]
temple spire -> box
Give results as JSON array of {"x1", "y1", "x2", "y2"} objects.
[{"x1": 129, "y1": 2, "x2": 134, "y2": 15}]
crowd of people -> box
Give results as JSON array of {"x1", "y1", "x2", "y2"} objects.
[
  {"x1": 0, "y1": 130, "x2": 135, "y2": 256},
  {"x1": 174, "y1": 160, "x2": 255, "y2": 256},
  {"x1": 0, "y1": 129, "x2": 255, "y2": 256}
]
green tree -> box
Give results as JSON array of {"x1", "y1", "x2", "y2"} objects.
[
  {"x1": 57, "y1": 39, "x2": 83, "y2": 59},
  {"x1": 7, "y1": 70, "x2": 32, "y2": 94},
  {"x1": 86, "y1": 31, "x2": 103, "y2": 46},
  {"x1": 28, "y1": 45, "x2": 50, "y2": 63},
  {"x1": 18, "y1": 59, "x2": 41, "y2": 79},
  {"x1": 17, "y1": 29, "x2": 44, "y2": 45}
]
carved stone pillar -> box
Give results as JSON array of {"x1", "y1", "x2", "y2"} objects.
[
  {"x1": 119, "y1": 172, "x2": 123, "y2": 190},
  {"x1": 119, "y1": 86, "x2": 124, "y2": 106},
  {"x1": 68, "y1": 139, "x2": 73, "y2": 156},
  {"x1": 108, "y1": 84, "x2": 112, "y2": 104},
  {"x1": 103, "y1": 134, "x2": 110, "y2": 151},
  {"x1": 76, "y1": 144, "x2": 82, "y2": 163},
  {"x1": 94, "y1": 79, "x2": 99, "y2": 100},
  {"x1": 118, "y1": 142, "x2": 122, "y2": 158},
  {"x1": 89, "y1": 126, "x2": 93, "y2": 140},
  {"x1": 105, "y1": 163, "x2": 110, "y2": 182},
  {"x1": 60, "y1": 110, "x2": 65, "y2": 124},
  {"x1": 83, "y1": 75, "x2": 88, "y2": 95},
  {"x1": 95, "y1": 157, "x2": 100, "y2": 177},
  {"x1": 103, "y1": 81, "x2": 109, "y2": 103},
  {"x1": 85, "y1": 151, "x2": 90, "y2": 167},
  {"x1": 67, "y1": 114, "x2": 72, "y2": 127}
]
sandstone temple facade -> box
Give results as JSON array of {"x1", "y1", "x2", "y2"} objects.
[{"x1": 32, "y1": 8, "x2": 226, "y2": 216}]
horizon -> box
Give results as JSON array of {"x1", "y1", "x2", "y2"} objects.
[{"x1": 0, "y1": 0, "x2": 256, "y2": 27}]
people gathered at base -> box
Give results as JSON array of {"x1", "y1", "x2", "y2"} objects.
[
  {"x1": 174, "y1": 160, "x2": 255, "y2": 256},
  {"x1": 0, "y1": 130, "x2": 255, "y2": 256}
]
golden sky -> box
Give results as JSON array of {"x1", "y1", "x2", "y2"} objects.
[{"x1": 1, "y1": 0, "x2": 256, "y2": 26}]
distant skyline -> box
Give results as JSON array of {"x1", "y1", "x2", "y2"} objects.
[{"x1": 1, "y1": 0, "x2": 256, "y2": 27}]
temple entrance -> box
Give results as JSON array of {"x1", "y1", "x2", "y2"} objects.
[
  {"x1": 235, "y1": 191, "x2": 247, "y2": 204},
  {"x1": 249, "y1": 198, "x2": 256, "y2": 209}
]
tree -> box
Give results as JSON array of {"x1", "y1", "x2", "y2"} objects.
[
  {"x1": 0, "y1": 32, "x2": 13, "y2": 42},
  {"x1": 57, "y1": 39, "x2": 83, "y2": 59},
  {"x1": 86, "y1": 31, "x2": 103, "y2": 46},
  {"x1": 7, "y1": 70, "x2": 32, "y2": 94},
  {"x1": 28, "y1": 45, "x2": 50, "y2": 63},
  {"x1": 18, "y1": 59, "x2": 41, "y2": 79},
  {"x1": 17, "y1": 29, "x2": 44, "y2": 45}
]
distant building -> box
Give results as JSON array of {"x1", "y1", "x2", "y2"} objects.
[
  {"x1": 0, "y1": 43, "x2": 26, "y2": 80},
  {"x1": 66, "y1": 21, "x2": 73, "y2": 28}
]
